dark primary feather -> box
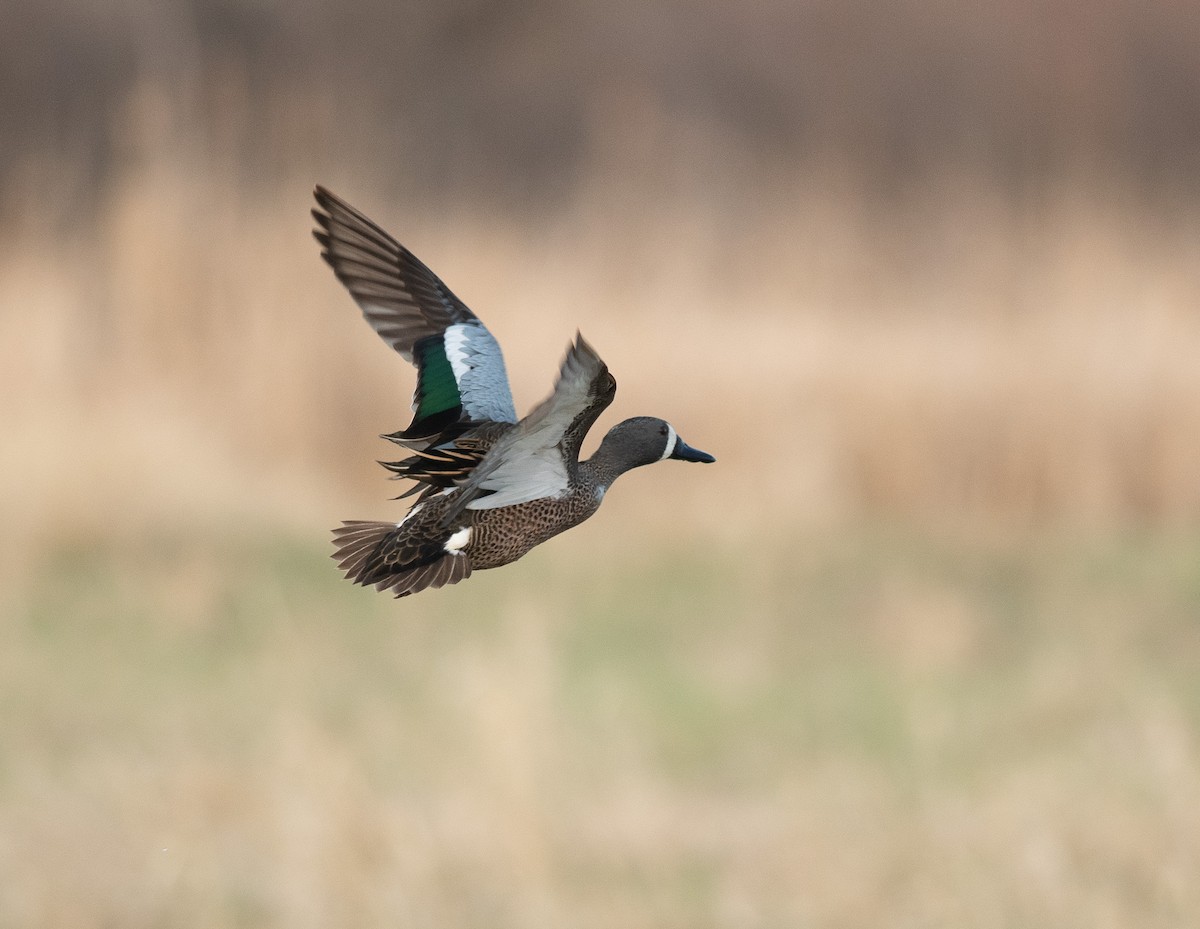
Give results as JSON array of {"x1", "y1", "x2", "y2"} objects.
[{"x1": 312, "y1": 186, "x2": 478, "y2": 359}]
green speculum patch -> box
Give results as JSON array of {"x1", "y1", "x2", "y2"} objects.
[{"x1": 413, "y1": 336, "x2": 462, "y2": 419}]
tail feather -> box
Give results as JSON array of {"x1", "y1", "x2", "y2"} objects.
[
  {"x1": 373, "y1": 549, "x2": 471, "y2": 598},
  {"x1": 331, "y1": 519, "x2": 473, "y2": 598},
  {"x1": 331, "y1": 521, "x2": 392, "y2": 574}
]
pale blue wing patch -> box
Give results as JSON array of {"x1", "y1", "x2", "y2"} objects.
[{"x1": 444, "y1": 322, "x2": 518, "y2": 424}]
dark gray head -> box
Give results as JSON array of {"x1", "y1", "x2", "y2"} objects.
[{"x1": 591, "y1": 416, "x2": 715, "y2": 482}]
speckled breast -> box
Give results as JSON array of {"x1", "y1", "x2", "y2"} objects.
[{"x1": 465, "y1": 489, "x2": 603, "y2": 569}]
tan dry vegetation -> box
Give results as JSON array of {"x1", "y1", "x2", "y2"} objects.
[{"x1": 5, "y1": 134, "x2": 1200, "y2": 568}]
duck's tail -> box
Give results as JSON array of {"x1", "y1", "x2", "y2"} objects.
[{"x1": 331, "y1": 519, "x2": 473, "y2": 598}]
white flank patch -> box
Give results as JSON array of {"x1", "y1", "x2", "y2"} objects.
[
  {"x1": 443, "y1": 324, "x2": 472, "y2": 385},
  {"x1": 396, "y1": 503, "x2": 424, "y2": 529},
  {"x1": 658, "y1": 423, "x2": 678, "y2": 461},
  {"x1": 444, "y1": 526, "x2": 472, "y2": 553}
]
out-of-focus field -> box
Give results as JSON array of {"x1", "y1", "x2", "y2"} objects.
[
  {"x1": 4, "y1": 527, "x2": 1200, "y2": 927},
  {"x1": 4, "y1": 0, "x2": 1200, "y2": 925}
]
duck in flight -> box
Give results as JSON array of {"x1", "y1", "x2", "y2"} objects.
[{"x1": 313, "y1": 187, "x2": 715, "y2": 597}]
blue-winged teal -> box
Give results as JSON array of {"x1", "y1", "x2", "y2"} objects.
[{"x1": 313, "y1": 187, "x2": 715, "y2": 597}]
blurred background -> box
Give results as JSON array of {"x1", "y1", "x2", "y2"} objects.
[{"x1": 3, "y1": 0, "x2": 1200, "y2": 925}]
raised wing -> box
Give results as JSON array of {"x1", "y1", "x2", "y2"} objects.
[
  {"x1": 313, "y1": 186, "x2": 517, "y2": 438},
  {"x1": 443, "y1": 334, "x2": 616, "y2": 523}
]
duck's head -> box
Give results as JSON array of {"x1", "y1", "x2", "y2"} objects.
[{"x1": 596, "y1": 416, "x2": 716, "y2": 474}]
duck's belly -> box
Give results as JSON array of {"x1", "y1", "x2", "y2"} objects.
[{"x1": 466, "y1": 495, "x2": 600, "y2": 569}]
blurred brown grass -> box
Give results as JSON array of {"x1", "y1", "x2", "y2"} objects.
[
  {"x1": 6, "y1": 0, "x2": 1200, "y2": 554},
  {"x1": 4, "y1": 1, "x2": 1200, "y2": 926},
  {"x1": 5, "y1": 137, "x2": 1200, "y2": 570}
]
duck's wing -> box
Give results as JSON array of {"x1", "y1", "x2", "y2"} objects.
[
  {"x1": 380, "y1": 422, "x2": 512, "y2": 498},
  {"x1": 313, "y1": 186, "x2": 517, "y2": 440},
  {"x1": 442, "y1": 334, "x2": 615, "y2": 522}
]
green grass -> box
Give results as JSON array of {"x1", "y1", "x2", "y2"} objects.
[{"x1": 2, "y1": 526, "x2": 1199, "y2": 927}]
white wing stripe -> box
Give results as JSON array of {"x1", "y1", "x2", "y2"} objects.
[{"x1": 444, "y1": 324, "x2": 472, "y2": 385}]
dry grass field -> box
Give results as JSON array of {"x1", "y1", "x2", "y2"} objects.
[
  {"x1": 4, "y1": 523, "x2": 1200, "y2": 927},
  {"x1": 4, "y1": 1, "x2": 1200, "y2": 925}
]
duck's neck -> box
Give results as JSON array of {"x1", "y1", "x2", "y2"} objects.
[{"x1": 580, "y1": 443, "x2": 637, "y2": 494}]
